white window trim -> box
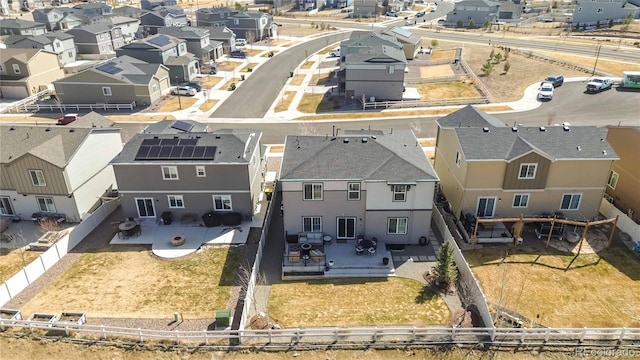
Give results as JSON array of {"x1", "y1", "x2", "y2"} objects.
[
  {"x1": 607, "y1": 170, "x2": 618, "y2": 189},
  {"x1": 102, "y1": 86, "x2": 112, "y2": 96},
  {"x1": 518, "y1": 163, "x2": 537, "y2": 179},
  {"x1": 161, "y1": 166, "x2": 179, "y2": 180},
  {"x1": 392, "y1": 184, "x2": 407, "y2": 202},
  {"x1": 455, "y1": 151, "x2": 461, "y2": 167},
  {"x1": 560, "y1": 193, "x2": 582, "y2": 211},
  {"x1": 196, "y1": 166, "x2": 206, "y2": 177},
  {"x1": 167, "y1": 195, "x2": 184, "y2": 208},
  {"x1": 387, "y1": 217, "x2": 408, "y2": 235},
  {"x1": 512, "y1": 193, "x2": 529, "y2": 208},
  {"x1": 302, "y1": 216, "x2": 322, "y2": 233},
  {"x1": 213, "y1": 194, "x2": 232, "y2": 211},
  {"x1": 12, "y1": 63, "x2": 21, "y2": 74},
  {"x1": 303, "y1": 183, "x2": 323, "y2": 201},
  {"x1": 29, "y1": 169, "x2": 46, "y2": 186},
  {"x1": 347, "y1": 182, "x2": 360, "y2": 201},
  {"x1": 36, "y1": 196, "x2": 56, "y2": 212}
]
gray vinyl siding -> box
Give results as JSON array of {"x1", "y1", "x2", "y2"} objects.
[
  {"x1": 119, "y1": 192, "x2": 253, "y2": 220},
  {"x1": 116, "y1": 47, "x2": 174, "y2": 64},
  {"x1": 502, "y1": 153, "x2": 550, "y2": 190},
  {"x1": 345, "y1": 67, "x2": 404, "y2": 100},
  {"x1": 365, "y1": 209, "x2": 432, "y2": 245},
  {"x1": 4, "y1": 154, "x2": 68, "y2": 195}
]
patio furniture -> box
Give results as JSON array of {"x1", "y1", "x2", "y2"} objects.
[
  {"x1": 298, "y1": 232, "x2": 323, "y2": 245},
  {"x1": 368, "y1": 247, "x2": 376, "y2": 256},
  {"x1": 310, "y1": 249, "x2": 324, "y2": 263},
  {"x1": 323, "y1": 235, "x2": 332, "y2": 245},
  {"x1": 181, "y1": 213, "x2": 198, "y2": 225},
  {"x1": 288, "y1": 250, "x2": 300, "y2": 263},
  {"x1": 119, "y1": 221, "x2": 137, "y2": 232},
  {"x1": 355, "y1": 245, "x2": 364, "y2": 256},
  {"x1": 300, "y1": 242, "x2": 312, "y2": 251},
  {"x1": 302, "y1": 254, "x2": 310, "y2": 265}
]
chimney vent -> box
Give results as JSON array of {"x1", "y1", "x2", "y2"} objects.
[
  {"x1": 563, "y1": 126, "x2": 570, "y2": 131},
  {"x1": 482, "y1": 127, "x2": 490, "y2": 133},
  {"x1": 577, "y1": 146, "x2": 581, "y2": 151},
  {"x1": 362, "y1": 137, "x2": 368, "y2": 143},
  {"x1": 343, "y1": 138, "x2": 349, "y2": 143},
  {"x1": 539, "y1": 126, "x2": 546, "y2": 132},
  {"x1": 511, "y1": 127, "x2": 518, "y2": 132}
]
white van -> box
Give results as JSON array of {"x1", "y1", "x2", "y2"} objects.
[
  {"x1": 235, "y1": 38, "x2": 247, "y2": 46},
  {"x1": 329, "y1": 48, "x2": 340, "y2": 57}
]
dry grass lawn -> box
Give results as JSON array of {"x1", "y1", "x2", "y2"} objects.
[
  {"x1": 221, "y1": 78, "x2": 241, "y2": 91},
  {"x1": 269, "y1": 278, "x2": 450, "y2": 327},
  {"x1": 199, "y1": 76, "x2": 222, "y2": 88},
  {"x1": 21, "y1": 246, "x2": 242, "y2": 318},
  {"x1": 419, "y1": 138, "x2": 436, "y2": 147},
  {"x1": 297, "y1": 93, "x2": 334, "y2": 113},
  {"x1": 215, "y1": 61, "x2": 239, "y2": 72},
  {"x1": 244, "y1": 49, "x2": 262, "y2": 56},
  {"x1": 430, "y1": 49, "x2": 457, "y2": 61},
  {"x1": 289, "y1": 74, "x2": 306, "y2": 86},
  {"x1": 535, "y1": 51, "x2": 640, "y2": 76},
  {"x1": 240, "y1": 63, "x2": 259, "y2": 72},
  {"x1": 295, "y1": 104, "x2": 513, "y2": 120},
  {"x1": 0, "y1": 248, "x2": 42, "y2": 283},
  {"x1": 415, "y1": 82, "x2": 480, "y2": 100},
  {"x1": 268, "y1": 145, "x2": 284, "y2": 153},
  {"x1": 155, "y1": 96, "x2": 198, "y2": 112},
  {"x1": 198, "y1": 100, "x2": 218, "y2": 112},
  {"x1": 465, "y1": 246, "x2": 640, "y2": 328},
  {"x1": 300, "y1": 61, "x2": 315, "y2": 69},
  {"x1": 274, "y1": 91, "x2": 296, "y2": 112},
  {"x1": 107, "y1": 114, "x2": 176, "y2": 121},
  {"x1": 309, "y1": 73, "x2": 331, "y2": 86},
  {"x1": 420, "y1": 64, "x2": 455, "y2": 78}
]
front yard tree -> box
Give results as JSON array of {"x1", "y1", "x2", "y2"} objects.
[
  {"x1": 456, "y1": 19, "x2": 464, "y2": 28},
  {"x1": 503, "y1": 61, "x2": 511, "y2": 73},
  {"x1": 246, "y1": 31, "x2": 256, "y2": 50},
  {"x1": 481, "y1": 60, "x2": 494, "y2": 75},
  {"x1": 468, "y1": 19, "x2": 476, "y2": 29},
  {"x1": 431, "y1": 39, "x2": 438, "y2": 48},
  {"x1": 494, "y1": 52, "x2": 503, "y2": 63},
  {"x1": 433, "y1": 241, "x2": 458, "y2": 288}
]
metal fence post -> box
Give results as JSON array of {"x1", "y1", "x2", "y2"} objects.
[
  {"x1": 138, "y1": 328, "x2": 143, "y2": 343},
  {"x1": 372, "y1": 326, "x2": 378, "y2": 343},
  {"x1": 579, "y1": 327, "x2": 586, "y2": 343},
  {"x1": 618, "y1": 327, "x2": 626, "y2": 343},
  {"x1": 101, "y1": 324, "x2": 106, "y2": 339}
]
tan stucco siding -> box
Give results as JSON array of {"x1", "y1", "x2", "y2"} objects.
[
  {"x1": 6, "y1": 154, "x2": 68, "y2": 195},
  {"x1": 546, "y1": 160, "x2": 613, "y2": 188}
]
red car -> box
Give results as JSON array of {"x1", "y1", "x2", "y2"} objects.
[{"x1": 57, "y1": 113, "x2": 80, "y2": 125}]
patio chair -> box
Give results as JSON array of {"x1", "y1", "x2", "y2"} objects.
[
  {"x1": 288, "y1": 250, "x2": 301, "y2": 263},
  {"x1": 355, "y1": 245, "x2": 364, "y2": 256},
  {"x1": 118, "y1": 230, "x2": 129, "y2": 239},
  {"x1": 368, "y1": 247, "x2": 376, "y2": 256}
]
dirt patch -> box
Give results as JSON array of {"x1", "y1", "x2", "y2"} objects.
[
  {"x1": 199, "y1": 76, "x2": 222, "y2": 88},
  {"x1": 309, "y1": 73, "x2": 331, "y2": 85},
  {"x1": 274, "y1": 91, "x2": 296, "y2": 112},
  {"x1": 289, "y1": 74, "x2": 306, "y2": 86},
  {"x1": 214, "y1": 61, "x2": 239, "y2": 72},
  {"x1": 415, "y1": 82, "x2": 480, "y2": 100},
  {"x1": 300, "y1": 61, "x2": 315, "y2": 69},
  {"x1": 431, "y1": 49, "x2": 457, "y2": 61},
  {"x1": 420, "y1": 64, "x2": 455, "y2": 77},
  {"x1": 199, "y1": 100, "x2": 218, "y2": 112}
]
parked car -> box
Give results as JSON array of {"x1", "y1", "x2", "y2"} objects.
[
  {"x1": 437, "y1": 18, "x2": 446, "y2": 24},
  {"x1": 209, "y1": 65, "x2": 218, "y2": 75},
  {"x1": 171, "y1": 86, "x2": 197, "y2": 96},
  {"x1": 57, "y1": 113, "x2": 80, "y2": 125},
  {"x1": 418, "y1": 47, "x2": 432, "y2": 54},
  {"x1": 537, "y1": 83, "x2": 554, "y2": 100},
  {"x1": 329, "y1": 48, "x2": 340, "y2": 57},
  {"x1": 385, "y1": 11, "x2": 398, "y2": 17},
  {"x1": 235, "y1": 38, "x2": 247, "y2": 46},
  {"x1": 586, "y1": 78, "x2": 614, "y2": 93},
  {"x1": 416, "y1": 11, "x2": 426, "y2": 17},
  {"x1": 230, "y1": 50, "x2": 248, "y2": 59},
  {"x1": 405, "y1": 19, "x2": 416, "y2": 25},
  {"x1": 543, "y1": 74, "x2": 564, "y2": 87},
  {"x1": 180, "y1": 80, "x2": 203, "y2": 92}
]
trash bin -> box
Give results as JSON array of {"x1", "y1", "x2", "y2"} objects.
[
  {"x1": 161, "y1": 211, "x2": 172, "y2": 225},
  {"x1": 240, "y1": 74, "x2": 245, "y2": 81},
  {"x1": 215, "y1": 309, "x2": 230, "y2": 328},
  {"x1": 265, "y1": 188, "x2": 273, "y2": 201},
  {"x1": 289, "y1": 71, "x2": 293, "y2": 78},
  {"x1": 247, "y1": 68, "x2": 252, "y2": 72}
]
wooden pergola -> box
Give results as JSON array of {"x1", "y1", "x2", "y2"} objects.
[{"x1": 471, "y1": 214, "x2": 619, "y2": 255}]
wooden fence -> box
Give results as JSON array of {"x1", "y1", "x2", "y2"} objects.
[{"x1": 1, "y1": 319, "x2": 639, "y2": 348}]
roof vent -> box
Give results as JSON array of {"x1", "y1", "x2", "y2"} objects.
[
  {"x1": 539, "y1": 126, "x2": 546, "y2": 132},
  {"x1": 45, "y1": 128, "x2": 51, "y2": 132},
  {"x1": 215, "y1": 135, "x2": 221, "y2": 139},
  {"x1": 602, "y1": 150, "x2": 607, "y2": 155},
  {"x1": 69, "y1": 129, "x2": 75, "y2": 133},
  {"x1": 9, "y1": 127, "x2": 15, "y2": 131},
  {"x1": 362, "y1": 137, "x2": 368, "y2": 143},
  {"x1": 577, "y1": 146, "x2": 581, "y2": 151},
  {"x1": 511, "y1": 127, "x2": 518, "y2": 132},
  {"x1": 482, "y1": 127, "x2": 490, "y2": 133},
  {"x1": 371, "y1": 135, "x2": 377, "y2": 140},
  {"x1": 343, "y1": 138, "x2": 349, "y2": 143},
  {"x1": 563, "y1": 126, "x2": 570, "y2": 131}
]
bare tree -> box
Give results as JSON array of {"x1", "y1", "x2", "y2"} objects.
[
  {"x1": 236, "y1": 260, "x2": 267, "y2": 315},
  {"x1": 297, "y1": 122, "x2": 318, "y2": 136},
  {"x1": 246, "y1": 31, "x2": 256, "y2": 51}
]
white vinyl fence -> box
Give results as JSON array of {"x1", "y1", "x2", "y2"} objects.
[
  {"x1": 600, "y1": 198, "x2": 639, "y2": 242},
  {"x1": 0, "y1": 198, "x2": 120, "y2": 307},
  {"x1": 432, "y1": 208, "x2": 494, "y2": 328}
]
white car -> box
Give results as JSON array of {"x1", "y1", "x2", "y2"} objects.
[
  {"x1": 329, "y1": 48, "x2": 340, "y2": 57},
  {"x1": 537, "y1": 83, "x2": 554, "y2": 100},
  {"x1": 405, "y1": 19, "x2": 416, "y2": 26},
  {"x1": 171, "y1": 86, "x2": 197, "y2": 96}
]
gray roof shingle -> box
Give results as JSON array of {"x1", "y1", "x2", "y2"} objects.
[
  {"x1": 436, "y1": 105, "x2": 506, "y2": 128},
  {"x1": 0, "y1": 126, "x2": 92, "y2": 167},
  {"x1": 280, "y1": 129, "x2": 438, "y2": 182}
]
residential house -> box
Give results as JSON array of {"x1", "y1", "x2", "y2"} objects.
[
  {"x1": 279, "y1": 129, "x2": 439, "y2": 245},
  {"x1": 0, "y1": 48, "x2": 65, "y2": 99},
  {"x1": 66, "y1": 24, "x2": 125, "y2": 56},
  {"x1": 32, "y1": 7, "x2": 66, "y2": 31},
  {"x1": 326, "y1": 0, "x2": 353, "y2": 9},
  {"x1": 202, "y1": 26, "x2": 236, "y2": 55},
  {"x1": 72, "y1": 2, "x2": 113, "y2": 17},
  {"x1": 139, "y1": 6, "x2": 188, "y2": 35},
  {"x1": 57, "y1": 13, "x2": 84, "y2": 31},
  {"x1": 604, "y1": 126, "x2": 640, "y2": 223},
  {"x1": 52, "y1": 55, "x2": 170, "y2": 106},
  {"x1": 98, "y1": 15, "x2": 140, "y2": 44},
  {"x1": 573, "y1": 0, "x2": 639, "y2": 26},
  {"x1": 115, "y1": 34, "x2": 199, "y2": 82},
  {"x1": 110, "y1": 123, "x2": 264, "y2": 222},
  {"x1": 445, "y1": 0, "x2": 499, "y2": 27},
  {"x1": 0, "y1": 125, "x2": 123, "y2": 223},
  {"x1": 195, "y1": 7, "x2": 275, "y2": 40},
  {"x1": 158, "y1": 26, "x2": 215, "y2": 65},
  {"x1": 296, "y1": 0, "x2": 319, "y2": 10},
  {"x1": 141, "y1": 0, "x2": 177, "y2": 10},
  {"x1": 338, "y1": 31, "x2": 402, "y2": 60},
  {"x1": 433, "y1": 106, "x2": 618, "y2": 222},
  {"x1": 4, "y1": 32, "x2": 76, "y2": 66},
  {"x1": 112, "y1": 5, "x2": 144, "y2": 19},
  {"x1": 381, "y1": 27, "x2": 421, "y2": 60},
  {"x1": 353, "y1": 0, "x2": 380, "y2": 18},
  {"x1": 0, "y1": 18, "x2": 47, "y2": 36},
  {"x1": 340, "y1": 44, "x2": 407, "y2": 100}
]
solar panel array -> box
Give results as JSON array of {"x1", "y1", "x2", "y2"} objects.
[
  {"x1": 148, "y1": 34, "x2": 171, "y2": 47},
  {"x1": 391, "y1": 27, "x2": 412, "y2": 38},
  {"x1": 171, "y1": 120, "x2": 194, "y2": 132},
  {"x1": 96, "y1": 61, "x2": 123, "y2": 75},
  {"x1": 135, "y1": 138, "x2": 215, "y2": 160}
]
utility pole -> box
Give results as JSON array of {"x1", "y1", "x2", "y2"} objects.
[
  {"x1": 592, "y1": 43, "x2": 602, "y2": 76},
  {"x1": 175, "y1": 76, "x2": 182, "y2": 110}
]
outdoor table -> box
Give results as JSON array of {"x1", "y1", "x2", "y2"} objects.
[
  {"x1": 119, "y1": 221, "x2": 137, "y2": 231},
  {"x1": 359, "y1": 239, "x2": 375, "y2": 249}
]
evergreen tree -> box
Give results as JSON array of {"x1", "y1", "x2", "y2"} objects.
[
  {"x1": 457, "y1": 18, "x2": 464, "y2": 28},
  {"x1": 433, "y1": 242, "x2": 458, "y2": 287},
  {"x1": 504, "y1": 61, "x2": 511, "y2": 73},
  {"x1": 468, "y1": 19, "x2": 476, "y2": 29},
  {"x1": 481, "y1": 60, "x2": 494, "y2": 75}
]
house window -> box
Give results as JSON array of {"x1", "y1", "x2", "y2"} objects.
[
  {"x1": 29, "y1": 170, "x2": 46, "y2": 186},
  {"x1": 607, "y1": 170, "x2": 618, "y2": 189},
  {"x1": 167, "y1": 195, "x2": 184, "y2": 208},
  {"x1": 388, "y1": 217, "x2": 408, "y2": 235},
  {"x1": 234, "y1": 19, "x2": 239, "y2": 25},
  {"x1": 55, "y1": 42, "x2": 60, "y2": 48},
  {"x1": 36, "y1": 197, "x2": 56, "y2": 212},
  {"x1": 392, "y1": 185, "x2": 407, "y2": 202},
  {"x1": 152, "y1": 84, "x2": 158, "y2": 93},
  {"x1": 161, "y1": 166, "x2": 179, "y2": 180},
  {"x1": 455, "y1": 151, "x2": 461, "y2": 167},
  {"x1": 387, "y1": 66, "x2": 394, "y2": 74},
  {"x1": 347, "y1": 182, "x2": 361, "y2": 200},
  {"x1": 302, "y1": 216, "x2": 322, "y2": 232},
  {"x1": 560, "y1": 193, "x2": 581, "y2": 210},
  {"x1": 518, "y1": 163, "x2": 537, "y2": 179},
  {"x1": 68, "y1": 51, "x2": 73, "y2": 57},
  {"x1": 12, "y1": 64, "x2": 21, "y2": 74},
  {"x1": 303, "y1": 183, "x2": 323, "y2": 200},
  {"x1": 213, "y1": 195, "x2": 232, "y2": 210},
  {"x1": 512, "y1": 194, "x2": 529, "y2": 208},
  {"x1": 102, "y1": 86, "x2": 112, "y2": 96},
  {"x1": 196, "y1": 166, "x2": 206, "y2": 177}
]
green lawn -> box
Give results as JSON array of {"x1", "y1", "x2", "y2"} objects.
[{"x1": 269, "y1": 278, "x2": 450, "y2": 327}]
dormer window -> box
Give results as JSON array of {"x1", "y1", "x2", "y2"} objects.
[{"x1": 518, "y1": 163, "x2": 537, "y2": 179}]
